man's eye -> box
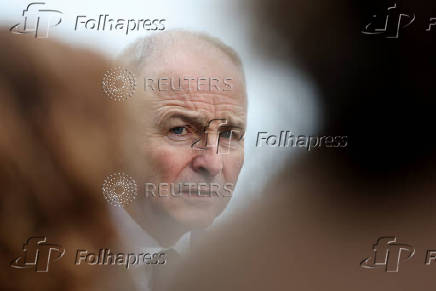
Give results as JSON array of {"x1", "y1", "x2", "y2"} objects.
[
  {"x1": 220, "y1": 130, "x2": 232, "y2": 138},
  {"x1": 168, "y1": 126, "x2": 193, "y2": 141},
  {"x1": 220, "y1": 129, "x2": 243, "y2": 140},
  {"x1": 170, "y1": 127, "x2": 188, "y2": 135}
]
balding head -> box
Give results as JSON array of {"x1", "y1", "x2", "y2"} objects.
[
  {"x1": 120, "y1": 30, "x2": 243, "y2": 76},
  {"x1": 120, "y1": 30, "x2": 246, "y2": 108}
]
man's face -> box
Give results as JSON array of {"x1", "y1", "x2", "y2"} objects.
[{"x1": 140, "y1": 44, "x2": 246, "y2": 229}]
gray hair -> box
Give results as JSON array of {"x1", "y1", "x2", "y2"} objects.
[{"x1": 119, "y1": 30, "x2": 244, "y2": 75}]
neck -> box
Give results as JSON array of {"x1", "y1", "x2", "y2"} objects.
[{"x1": 126, "y1": 198, "x2": 189, "y2": 248}]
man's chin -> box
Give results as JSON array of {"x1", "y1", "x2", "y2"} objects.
[{"x1": 171, "y1": 207, "x2": 221, "y2": 229}]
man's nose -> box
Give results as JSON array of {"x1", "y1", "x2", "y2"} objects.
[{"x1": 191, "y1": 145, "x2": 223, "y2": 177}]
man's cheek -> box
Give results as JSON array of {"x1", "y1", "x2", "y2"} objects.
[
  {"x1": 223, "y1": 153, "x2": 244, "y2": 183},
  {"x1": 150, "y1": 146, "x2": 189, "y2": 179},
  {"x1": 231, "y1": 150, "x2": 244, "y2": 169}
]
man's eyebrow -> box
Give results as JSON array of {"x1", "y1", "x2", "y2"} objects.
[
  {"x1": 220, "y1": 115, "x2": 245, "y2": 130},
  {"x1": 155, "y1": 109, "x2": 245, "y2": 130},
  {"x1": 155, "y1": 110, "x2": 208, "y2": 128}
]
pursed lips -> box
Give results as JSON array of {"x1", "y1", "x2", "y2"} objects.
[{"x1": 177, "y1": 184, "x2": 218, "y2": 197}]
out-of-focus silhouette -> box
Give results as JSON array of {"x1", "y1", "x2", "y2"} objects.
[
  {"x1": 165, "y1": 1, "x2": 436, "y2": 290},
  {"x1": 0, "y1": 30, "x2": 135, "y2": 291}
]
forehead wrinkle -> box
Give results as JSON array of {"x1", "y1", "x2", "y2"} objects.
[
  {"x1": 154, "y1": 102, "x2": 246, "y2": 130},
  {"x1": 153, "y1": 90, "x2": 245, "y2": 105},
  {"x1": 154, "y1": 106, "x2": 208, "y2": 127},
  {"x1": 151, "y1": 91, "x2": 246, "y2": 128},
  {"x1": 157, "y1": 98, "x2": 245, "y2": 119},
  {"x1": 155, "y1": 94, "x2": 246, "y2": 121}
]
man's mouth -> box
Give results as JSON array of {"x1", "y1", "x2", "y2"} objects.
[
  {"x1": 179, "y1": 189, "x2": 213, "y2": 197},
  {"x1": 176, "y1": 184, "x2": 219, "y2": 198}
]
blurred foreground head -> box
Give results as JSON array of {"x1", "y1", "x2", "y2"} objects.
[
  {"x1": 165, "y1": 1, "x2": 436, "y2": 291},
  {"x1": 0, "y1": 30, "x2": 134, "y2": 290},
  {"x1": 250, "y1": 0, "x2": 436, "y2": 177}
]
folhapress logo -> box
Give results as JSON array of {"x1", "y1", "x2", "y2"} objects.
[
  {"x1": 10, "y1": 236, "x2": 65, "y2": 272},
  {"x1": 9, "y1": 2, "x2": 63, "y2": 38},
  {"x1": 191, "y1": 119, "x2": 243, "y2": 155},
  {"x1": 360, "y1": 236, "x2": 415, "y2": 272},
  {"x1": 10, "y1": 2, "x2": 167, "y2": 39},
  {"x1": 362, "y1": 3, "x2": 436, "y2": 38}
]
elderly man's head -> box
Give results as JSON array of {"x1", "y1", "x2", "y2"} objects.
[{"x1": 122, "y1": 31, "x2": 247, "y2": 233}]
